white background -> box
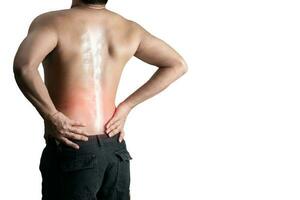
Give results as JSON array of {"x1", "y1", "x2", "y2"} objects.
[{"x1": 0, "y1": 0, "x2": 300, "y2": 199}]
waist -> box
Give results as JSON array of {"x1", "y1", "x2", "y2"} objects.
[
  {"x1": 44, "y1": 121, "x2": 111, "y2": 137},
  {"x1": 44, "y1": 105, "x2": 116, "y2": 136},
  {"x1": 46, "y1": 132, "x2": 120, "y2": 146}
]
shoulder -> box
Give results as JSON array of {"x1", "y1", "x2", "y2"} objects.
[
  {"x1": 119, "y1": 19, "x2": 154, "y2": 43},
  {"x1": 127, "y1": 20, "x2": 148, "y2": 35},
  {"x1": 28, "y1": 10, "x2": 68, "y2": 32},
  {"x1": 106, "y1": 10, "x2": 143, "y2": 32}
]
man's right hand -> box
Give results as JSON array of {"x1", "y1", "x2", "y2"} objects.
[{"x1": 46, "y1": 111, "x2": 89, "y2": 149}]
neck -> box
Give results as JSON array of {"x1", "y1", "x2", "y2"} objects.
[{"x1": 71, "y1": 1, "x2": 106, "y2": 9}]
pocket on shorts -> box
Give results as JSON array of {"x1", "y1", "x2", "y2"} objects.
[
  {"x1": 59, "y1": 154, "x2": 97, "y2": 172},
  {"x1": 115, "y1": 148, "x2": 133, "y2": 161},
  {"x1": 114, "y1": 148, "x2": 132, "y2": 192}
]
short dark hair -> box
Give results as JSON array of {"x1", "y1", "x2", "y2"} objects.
[{"x1": 81, "y1": 0, "x2": 108, "y2": 4}]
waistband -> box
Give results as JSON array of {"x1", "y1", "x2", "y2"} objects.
[{"x1": 46, "y1": 132, "x2": 121, "y2": 147}]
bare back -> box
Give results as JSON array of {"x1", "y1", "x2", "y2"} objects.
[
  {"x1": 14, "y1": 4, "x2": 186, "y2": 140},
  {"x1": 43, "y1": 8, "x2": 140, "y2": 134}
]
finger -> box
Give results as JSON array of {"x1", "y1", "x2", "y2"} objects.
[
  {"x1": 59, "y1": 129, "x2": 69, "y2": 137},
  {"x1": 61, "y1": 123, "x2": 69, "y2": 131},
  {"x1": 66, "y1": 132, "x2": 89, "y2": 141},
  {"x1": 68, "y1": 127, "x2": 89, "y2": 137},
  {"x1": 106, "y1": 122, "x2": 120, "y2": 133},
  {"x1": 60, "y1": 137, "x2": 80, "y2": 149},
  {"x1": 70, "y1": 120, "x2": 86, "y2": 127},
  {"x1": 119, "y1": 130, "x2": 125, "y2": 143},
  {"x1": 106, "y1": 117, "x2": 119, "y2": 129},
  {"x1": 107, "y1": 122, "x2": 121, "y2": 135},
  {"x1": 109, "y1": 128, "x2": 121, "y2": 137}
]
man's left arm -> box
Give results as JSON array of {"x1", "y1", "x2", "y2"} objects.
[
  {"x1": 13, "y1": 15, "x2": 89, "y2": 148},
  {"x1": 13, "y1": 16, "x2": 58, "y2": 120}
]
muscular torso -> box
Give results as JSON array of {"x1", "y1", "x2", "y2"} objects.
[{"x1": 43, "y1": 7, "x2": 139, "y2": 135}]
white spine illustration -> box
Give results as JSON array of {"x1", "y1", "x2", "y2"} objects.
[{"x1": 81, "y1": 28, "x2": 104, "y2": 131}]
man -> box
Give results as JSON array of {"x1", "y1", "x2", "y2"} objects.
[{"x1": 13, "y1": 0, "x2": 188, "y2": 199}]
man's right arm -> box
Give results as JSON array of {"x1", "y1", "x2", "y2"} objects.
[
  {"x1": 124, "y1": 22, "x2": 188, "y2": 108},
  {"x1": 106, "y1": 22, "x2": 188, "y2": 141}
]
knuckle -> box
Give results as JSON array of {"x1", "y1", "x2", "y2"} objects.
[
  {"x1": 77, "y1": 136, "x2": 82, "y2": 140},
  {"x1": 65, "y1": 133, "x2": 72, "y2": 138},
  {"x1": 76, "y1": 129, "x2": 83, "y2": 133},
  {"x1": 73, "y1": 136, "x2": 79, "y2": 140},
  {"x1": 75, "y1": 129, "x2": 82, "y2": 134},
  {"x1": 82, "y1": 132, "x2": 88, "y2": 136},
  {"x1": 62, "y1": 130, "x2": 68, "y2": 135},
  {"x1": 69, "y1": 127, "x2": 76, "y2": 132},
  {"x1": 59, "y1": 131, "x2": 66, "y2": 136},
  {"x1": 62, "y1": 140, "x2": 69, "y2": 145}
]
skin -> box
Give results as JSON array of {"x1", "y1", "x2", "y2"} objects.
[{"x1": 13, "y1": 0, "x2": 188, "y2": 149}]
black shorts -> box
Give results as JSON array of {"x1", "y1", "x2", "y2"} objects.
[{"x1": 39, "y1": 132, "x2": 132, "y2": 200}]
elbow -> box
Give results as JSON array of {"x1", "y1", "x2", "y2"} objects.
[
  {"x1": 180, "y1": 59, "x2": 188, "y2": 74},
  {"x1": 13, "y1": 64, "x2": 36, "y2": 79},
  {"x1": 13, "y1": 65, "x2": 22, "y2": 76},
  {"x1": 13, "y1": 65, "x2": 25, "y2": 79},
  {"x1": 174, "y1": 58, "x2": 188, "y2": 76}
]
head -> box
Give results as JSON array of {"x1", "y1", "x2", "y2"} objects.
[
  {"x1": 80, "y1": 0, "x2": 108, "y2": 4},
  {"x1": 72, "y1": 0, "x2": 108, "y2": 7}
]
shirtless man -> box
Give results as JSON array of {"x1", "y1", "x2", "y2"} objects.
[{"x1": 13, "y1": 0, "x2": 187, "y2": 199}]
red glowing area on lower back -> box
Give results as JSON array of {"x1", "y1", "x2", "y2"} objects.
[{"x1": 54, "y1": 86, "x2": 116, "y2": 134}]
